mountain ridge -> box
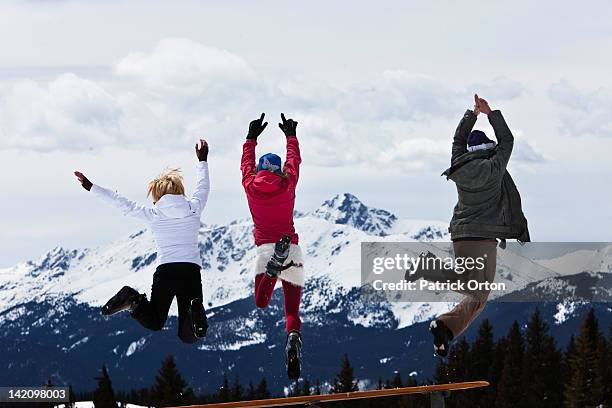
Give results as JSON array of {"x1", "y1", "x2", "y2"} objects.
[{"x1": 1, "y1": 193, "x2": 611, "y2": 393}]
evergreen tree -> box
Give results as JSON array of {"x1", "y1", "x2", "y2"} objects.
[
  {"x1": 561, "y1": 334, "x2": 576, "y2": 402},
  {"x1": 470, "y1": 319, "x2": 495, "y2": 379},
  {"x1": 434, "y1": 357, "x2": 449, "y2": 386},
  {"x1": 314, "y1": 379, "x2": 321, "y2": 395},
  {"x1": 490, "y1": 335, "x2": 507, "y2": 390},
  {"x1": 246, "y1": 381, "x2": 256, "y2": 400},
  {"x1": 231, "y1": 376, "x2": 243, "y2": 401},
  {"x1": 392, "y1": 372, "x2": 403, "y2": 388},
  {"x1": 597, "y1": 321, "x2": 610, "y2": 408},
  {"x1": 217, "y1": 373, "x2": 230, "y2": 402},
  {"x1": 332, "y1": 354, "x2": 358, "y2": 393},
  {"x1": 255, "y1": 378, "x2": 270, "y2": 400},
  {"x1": 37, "y1": 379, "x2": 55, "y2": 408},
  {"x1": 93, "y1": 365, "x2": 117, "y2": 408},
  {"x1": 445, "y1": 337, "x2": 471, "y2": 383},
  {"x1": 151, "y1": 355, "x2": 193, "y2": 407},
  {"x1": 405, "y1": 374, "x2": 417, "y2": 387},
  {"x1": 302, "y1": 379, "x2": 311, "y2": 396},
  {"x1": 495, "y1": 321, "x2": 524, "y2": 408},
  {"x1": 519, "y1": 307, "x2": 562, "y2": 408},
  {"x1": 397, "y1": 372, "x2": 418, "y2": 408},
  {"x1": 563, "y1": 308, "x2": 608, "y2": 408},
  {"x1": 607, "y1": 323, "x2": 612, "y2": 407},
  {"x1": 67, "y1": 385, "x2": 77, "y2": 408},
  {"x1": 434, "y1": 337, "x2": 470, "y2": 408},
  {"x1": 288, "y1": 381, "x2": 301, "y2": 397},
  {"x1": 468, "y1": 319, "x2": 496, "y2": 407}
]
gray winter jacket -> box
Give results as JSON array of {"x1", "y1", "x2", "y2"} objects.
[{"x1": 442, "y1": 109, "x2": 530, "y2": 243}]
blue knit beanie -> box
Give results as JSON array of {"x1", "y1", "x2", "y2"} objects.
[
  {"x1": 257, "y1": 153, "x2": 282, "y2": 173},
  {"x1": 467, "y1": 130, "x2": 496, "y2": 152}
]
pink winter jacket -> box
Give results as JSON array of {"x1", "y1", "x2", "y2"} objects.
[{"x1": 241, "y1": 136, "x2": 301, "y2": 246}]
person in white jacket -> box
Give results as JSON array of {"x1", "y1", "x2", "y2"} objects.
[{"x1": 74, "y1": 139, "x2": 211, "y2": 344}]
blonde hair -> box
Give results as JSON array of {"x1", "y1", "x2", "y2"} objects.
[{"x1": 148, "y1": 168, "x2": 185, "y2": 203}]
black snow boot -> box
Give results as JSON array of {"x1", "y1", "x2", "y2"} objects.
[
  {"x1": 190, "y1": 298, "x2": 208, "y2": 338},
  {"x1": 429, "y1": 319, "x2": 454, "y2": 357},
  {"x1": 286, "y1": 330, "x2": 303, "y2": 380},
  {"x1": 101, "y1": 286, "x2": 142, "y2": 316},
  {"x1": 266, "y1": 235, "x2": 294, "y2": 278}
]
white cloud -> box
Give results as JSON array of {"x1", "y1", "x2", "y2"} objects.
[
  {"x1": 0, "y1": 74, "x2": 123, "y2": 151},
  {"x1": 377, "y1": 137, "x2": 449, "y2": 172},
  {"x1": 513, "y1": 140, "x2": 545, "y2": 163},
  {"x1": 337, "y1": 71, "x2": 461, "y2": 122},
  {"x1": 0, "y1": 3, "x2": 609, "y2": 265},
  {"x1": 469, "y1": 77, "x2": 526, "y2": 101},
  {"x1": 0, "y1": 38, "x2": 542, "y2": 172},
  {"x1": 114, "y1": 38, "x2": 256, "y2": 90},
  {"x1": 549, "y1": 80, "x2": 612, "y2": 137}
]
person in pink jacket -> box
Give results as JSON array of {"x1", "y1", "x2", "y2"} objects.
[{"x1": 241, "y1": 113, "x2": 305, "y2": 380}]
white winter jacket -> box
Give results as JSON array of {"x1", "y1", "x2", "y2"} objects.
[{"x1": 91, "y1": 161, "x2": 210, "y2": 267}]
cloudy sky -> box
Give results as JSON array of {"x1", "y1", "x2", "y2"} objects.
[{"x1": 1, "y1": 0, "x2": 611, "y2": 266}]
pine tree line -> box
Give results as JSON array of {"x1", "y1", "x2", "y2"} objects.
[
  {"x1": 435, "y1": 307, "x2": 612, "y2": 408},
  {"x1": 59, "y1": 306, "x2": 610, "y2": 408},
  {"x1": 74, "y1": 355, "x2": 277, "y2": 407}
]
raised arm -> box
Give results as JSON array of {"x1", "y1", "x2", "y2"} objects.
[
  {"x1": 487, "y1": 110, "x2": 514, "y2": 176},
  {"x1": 278, "y1": 113, "x2": 301, "y2": 183},
  {"x1": 284, "y1": 137, "x2": 301, "y2": 182},
  {"x1": 451, "y1": 109, "x2": 478, "y2": 164},
  {"x1": 472, "y1": 96, "x2": 514, "y2": 178},
  {"x1": 241, "y1": 113, "x2": 268, "y2": 189},
  {"x1": 241, "y1": 140, "x2": 257, "y2": 189},
  {"x1": 191, "y1": 139, "x2": 211, "y2": 215},
  {"x1": 74, "y1": 171, "x2": 156, "y2": 222}
]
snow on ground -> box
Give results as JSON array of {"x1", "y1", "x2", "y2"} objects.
[
  {"x1": 125, "y1": 336, "x2": 148, "y2": 357},
  {"x1": 554, "y1": 300, "x2": 579, "y2": 325},
  {"x1": 390, "y1": 302, "x2": 455, "y2": 329}
]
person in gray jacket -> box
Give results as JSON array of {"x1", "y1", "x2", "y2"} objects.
[{"x1": 429, "y1": 94, "x2": 530, "y2": 357}]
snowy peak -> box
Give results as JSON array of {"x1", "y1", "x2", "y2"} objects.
[
  {"x1": 499, "y1": 271, "x2": 612, "y2": 302},
  {"x1": 28, "y1": 246, "x2": 81, "y2": 278},
  {"x1": 310, "y1": 193, "x2": 397, "y2": 236}
]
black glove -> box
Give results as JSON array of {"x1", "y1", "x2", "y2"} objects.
[
  {"x1": 278, "y1": 113, "x2": 298, "y2": 137},
  {"x1": 247, "y1": 113, "x2": 268, "y2": 140},
  {"x1": 196, "y1": 139, "x2": 208, "y2": 162},
  {"x1": 74, "y1": 171, "x2": 93, "y2": 191}
]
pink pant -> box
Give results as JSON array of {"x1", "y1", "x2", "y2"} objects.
[{"x1": 254, "y1": 273, "x2": 302, "y2": 333}]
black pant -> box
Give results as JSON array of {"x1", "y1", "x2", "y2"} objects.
[{"x1": 131, "y1": 262, "x2": 203, "y2": 344}]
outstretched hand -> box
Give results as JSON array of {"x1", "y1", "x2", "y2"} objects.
[
  {"x1": 247, "y1": 113, "x2": 268, "y2": 140},
  {"x1": 278, "y1": 113, "x2": 298, "y2": 137},
  {"x1": 196, "y1": 139, "x2": 209, "y2": 162},
  {"x1": 474, "y1": 94, "x2": 492, "y2": 115},
  {"x1": 74, "y1": 171, "x2": 93, "y2": 191}
]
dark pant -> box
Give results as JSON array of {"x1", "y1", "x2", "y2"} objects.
[{"x1": 131, "y1": 262, "x2": 203, "y2": 344}]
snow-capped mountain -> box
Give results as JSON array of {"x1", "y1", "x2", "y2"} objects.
[
  {"x1": 0, "y1": 193, "x2": 450, "y2": 325},
  {"x1": 1, "y1": 193, "x2": 610, "y2": 394}
]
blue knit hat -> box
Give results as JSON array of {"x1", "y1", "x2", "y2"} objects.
[
  {"x1": 467, "y1": 130, "x2": 496, "y2": 152},
  {"x1": 257, "y1": 153, "x2": 282, "y2": 173}
]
